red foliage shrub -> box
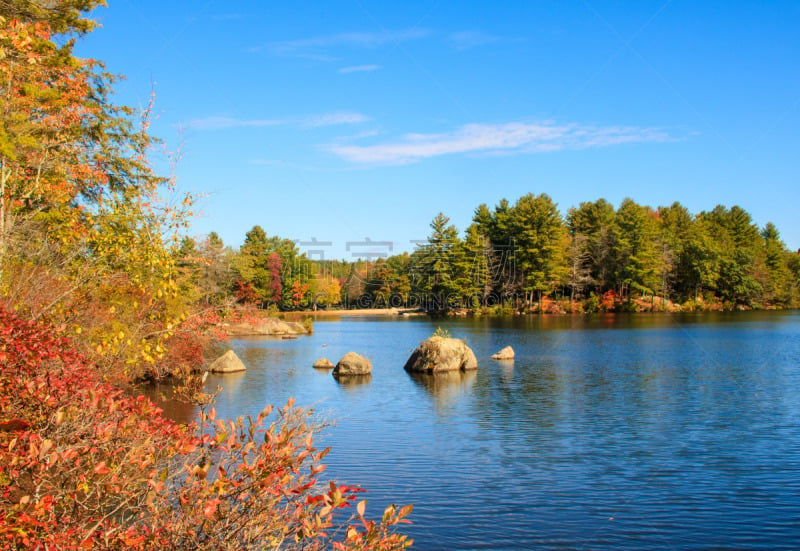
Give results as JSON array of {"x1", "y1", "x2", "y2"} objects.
[
  {"x1": 600, "y1": 290, "x2": 618, "y2": 312},
  {"x1": 234, "y1": 280, "x2": 259, "y2": 305},
  {"x1": 159, "y1": 332, "x2": 205, "y2": 377},
  {"x1": 0, "y1": 308, "x2": 411, "y2": 550}
]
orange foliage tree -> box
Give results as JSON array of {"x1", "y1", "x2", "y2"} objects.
[{"x1": 0, "y1": 1, "x2": 201, "y2": 381}]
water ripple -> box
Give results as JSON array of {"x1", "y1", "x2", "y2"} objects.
[{"x1": 160, "y1": 312, "x2": 800, "y2": 550}]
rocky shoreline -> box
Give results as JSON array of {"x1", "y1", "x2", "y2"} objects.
[{"x1": 222, "y1": 317, "x2": 311, "y2": 337}]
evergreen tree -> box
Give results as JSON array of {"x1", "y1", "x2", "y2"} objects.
[
  {"x1": 761, "y1": 222, "x2": 792, "y2": 305},
  {"x1": 416, "y1": 213, "x2": 461, "y2": 311},
  {"x1": 196, "y1": 232, "x2": 234, "y2": 305},
  {"x1": 566, "y1": 199, "x2": 617, "y2": 294},
  {"x1": 509, "y1": 193, "x2": 568, "y2": 310},
  {"x1": 614, "y1": 199, "x2": 662, "y2": 303},
  {"x1": 698, "y1": 205, "x2": 763, "y2": 307},
  {"x1": 386, "y1": 253, "x2": 412, "y2": 305},
  {"x1": 453, "y1": 223, "x2": 492, "y2": 308},
  {"x1": 232, "y1": 226, "x2": 272, "y2": 305}
]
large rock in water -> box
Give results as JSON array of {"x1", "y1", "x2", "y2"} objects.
[
  {"x1": 404, "y1": 336, "x2": 478, "y2": 373},
  {"x1": 208, "y1": 350, "x2": 247, "y2": 373},
  {"x1": 333, "y1": 352, "x2": 372, "y2": 376},
  {"x1": 491, "y1": 346, "x2": 515, "y2": 360}
]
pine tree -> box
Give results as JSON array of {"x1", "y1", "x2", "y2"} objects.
[
  {"x1": 761, "y1": 222, "x2": 792, "y2": 305},
  {"x1": 566, "y1": 199, "x2": 617, "y2": 294},
  {"x1": 416, "y1": 213, "x2": 460, "y2": 312},
  {"x1": 614, "y1": 199, "x2": 662, "y2": 304},
  {"x1": 509, "y1": 193, "x2": 568, "y2": 310}
]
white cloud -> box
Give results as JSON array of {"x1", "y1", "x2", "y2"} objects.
[
  {"x1": 447, "y1": 31, "x2": 499, "y2": 50},
  {"x1": 186, "y1": 112, "x2": 369, "y2": 131},
  {"x1": 303, "y1": 111, "x2": 371, "y2": 128},
  {"x1": 266, "y1": 28, "x2": 430, "y2": 58},
  {"x1": 185, "y1": 116, "x2": 283, "y2": 130},
  {"x1": 338, "y1": 64, "x2": 381, "y2": 74},
  {"x1": 328, "y1": 122, "x2": 672, "y2": 165}
]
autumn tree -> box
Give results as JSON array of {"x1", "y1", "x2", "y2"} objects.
[
  {"x1": 267, "y1": 251, "x2": 283, "y2": 305},
  {"x1": 0, "y1": 1, "x2": 198, "y2": 381},
  {"x1": 310, "y1": 275, "x2": 341, "y2": 309},
  {"x1": 365, "y1": 258, "x2": 396, "y2": 307}
]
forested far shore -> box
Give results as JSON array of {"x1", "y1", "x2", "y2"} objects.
[{"x1": 183, "y1": 195, "x2": 800, "y2": 314}]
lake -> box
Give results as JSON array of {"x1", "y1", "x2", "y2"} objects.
[{"x1": 158, "y1": 311, "x2": 800, "y2": 550}]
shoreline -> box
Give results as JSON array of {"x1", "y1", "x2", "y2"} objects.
[
  {"x1": 283, "y1": 306, "x2": 800, "y2": 320},
  {"x1": 286, "y1": 308, "x2": 426, "y2": 317}
]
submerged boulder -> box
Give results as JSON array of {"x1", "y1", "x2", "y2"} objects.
[
  {"x1": 208, "y1": 349, "x2": 247, "y2": 373},
  {"x1": 312, "y1": 358, "x2": 335, "y2": 369},
  {"x1": 404, "y1": 336, "x2": 478, "y2": 373},
  {"x1": 491, "y1": 346, "x2": 515, "y2": 360},
  {"x1": 333, "y1": 352, "x2": 372, "y2": 376}
]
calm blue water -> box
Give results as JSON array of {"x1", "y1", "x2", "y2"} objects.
[{"x1": 174, "y1": 312, "x2": 800, "y2": 549}]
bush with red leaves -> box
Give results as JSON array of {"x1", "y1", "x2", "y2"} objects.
[{"x1": 0, "y1": 308, "x2": 411, "y2": 550}]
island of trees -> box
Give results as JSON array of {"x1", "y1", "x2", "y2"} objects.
[{"x1": 187, "y1": 195, "x2": 800, "y2": 315}]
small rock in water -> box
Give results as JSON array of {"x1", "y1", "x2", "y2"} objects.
[
  {"x1": 208, "y1": 349, "x2": 247, "y2": 373},
  {"x1": 491, "y1": 346, "x2": 515, "y2": 360},
  {"x1": 312, "y1": 358, "x2": 334, "y2": 369}
]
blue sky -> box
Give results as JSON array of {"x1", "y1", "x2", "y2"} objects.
[{"x1": 77, "y1": 1, "x2": 800, "y2": 259}]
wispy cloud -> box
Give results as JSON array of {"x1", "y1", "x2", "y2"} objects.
[
  {"x1": 335, "y1": 129, "x2": 381, "y2": 142},
  {"x1": 264, "y1": 28, "x2": 431, "y2": 58},
  {"x1": 210, "y1": 13, "x2": 245, "y2": 21},
  {"x1": 185, "y1": 116, "x2": 283, "y2": 131},
  {"x1": 338, "y1": 64, "x2": 381, "y2": 74},
  {"x1": 303, "y1": 111, "x2": 370, "y2": 128},
  {"x1": 328, "y1": 121, "x2": 672, "y2": 165},
  {"x1": 447, "y1": 31, "x2": 499, "y2": 51},
  {"x1": 185, "y1": 111, "x2": 370, "y2": 131}
]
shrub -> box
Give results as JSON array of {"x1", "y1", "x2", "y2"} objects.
[
  {"x1": 0, "y1": 307, "x2": 411, "y2": 550},
  {"x1": 585, "y1": 293, "x2": 600, "y2": 313},
  {"x1": 599, "y1": 290, "x2": 618, "y2": 312}
]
